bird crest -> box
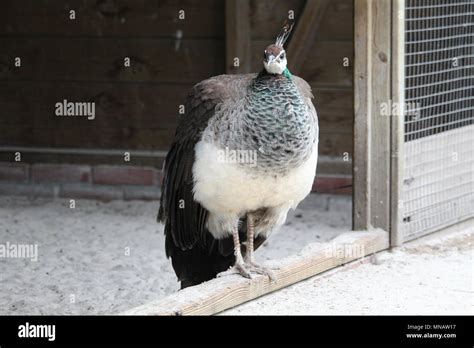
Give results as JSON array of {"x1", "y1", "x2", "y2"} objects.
[{"x1": 275, "y1": 21, "x2": 294, "y2": 47}]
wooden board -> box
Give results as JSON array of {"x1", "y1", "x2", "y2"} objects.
[
  {"x1": 250, "y1": 0, "x2": 353, "y2": 41},
  {"x1": 390, "y1": 0, "x2": 405, "y2": 246},
  {"x1": 225, "y1": 0, "x2": 251, "y2": 74},
  {"x1": 319, "y1": 130, "x2": 353, "y2": 157},
  {"x1": 1, "y1": 126, "x2": 175, "y2": 150},
  {"x1": 317, "y1": 155, "x2": 352, "y2": 176},
  {"x1": 353, "y1": 0, "x2": 370, "y2": 230},
  {"x1": 0, "y1": 82, "x2": 191, "y2": 128},
  {"x1": 286, "y1": 0, "x2": 330, "y2": 75},
  {"x1": 0, "y1": 0, "x2": 225, "y2": 38},
  {"x1": 313, "y1": 88, "x2": 353, "y2": 129},
  {"x1": 369, "y1": 0, "x2": 391, "y2": 231},
  {"x1": 353, "y1": 0, "x2": 392, "y2": 231},
  {"x1": 0, "y1": 151, "x2": 164, "y2": 168},
  {"x1": 122, "y1": 229, "x2": 388, "y2": 316},
  {"x1": 0, "y1": 38, "x2": 225, "y2": 84}
]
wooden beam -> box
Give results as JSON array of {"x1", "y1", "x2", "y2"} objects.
[
  {"x1": 390, "y1": 0, "x2": 405, "y2": 246},
  {"x1": 287, "y1": 0, "x2": 330, "y2": 75},
  {"x1": 369, "y1": 0, "x2": 392, "y2": 232},
  {"x1": 122, "y1": 230, "x2": 388, "y2": 316},
  {"x1": 353, "y1": 0, "x2": 392, "y2": 232},
  {"x1": 353, "y1": 0, "x2": 371, "y2": 230},
  {"x1": 225, "y1": 0, "x2": 251, "y2": 74}
]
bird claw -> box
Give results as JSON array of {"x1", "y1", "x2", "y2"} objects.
[
  {"x1": 217, "y1": 261, "x2": 277, "y2": 282},
  {"x1": 246, "y1": 262, "x2": 277, "y2": 282},
  {"x1": 217, "y1": 263, "x2": 252, "y2": 279},
  {"x1": 234, "y1": 263, "x2": 253, "y2": 279}
]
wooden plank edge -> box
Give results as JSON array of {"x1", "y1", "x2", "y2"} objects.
[
  {"x1": 121, "y1": 229, "x2": 389, "y2": 316},
  {"x1": 390, "y1": 0, "x2": 405, "y2": 246}
]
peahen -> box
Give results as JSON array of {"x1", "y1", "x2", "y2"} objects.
[{"x1": 158, "y1": 23, "x2": 319, "y2": 289}]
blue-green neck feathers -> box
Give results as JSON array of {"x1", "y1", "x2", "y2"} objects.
[{"x1": 258, "y1": 68, "x2": 292, "y2": 80}]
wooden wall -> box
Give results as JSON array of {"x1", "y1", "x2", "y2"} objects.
[{"x1": 0, "y1": 0, "x2": 353, "y2": 170}]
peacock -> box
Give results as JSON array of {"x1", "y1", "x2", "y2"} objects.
[{"x1": 158, "y1": 23, "x2": 319, "y2": 289}]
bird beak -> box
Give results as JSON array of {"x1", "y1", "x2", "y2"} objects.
[{"x1": 266, "y1": 54, "x2": 276, "y2": 64}]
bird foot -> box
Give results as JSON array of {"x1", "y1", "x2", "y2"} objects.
[
  {"x1": 245, "y1": 261, "x2": 277, "y2": 281},
  {"x1": 217, "y1": 262, "x2": 252, "y2": 279},
  {"x1": 234, "y1": 262, "x2": 253, "y2": 279},
  {"x1": 217, "y1": 261, "x2": 277, "y2": 282}
]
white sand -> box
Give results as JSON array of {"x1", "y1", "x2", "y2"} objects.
[
  {"x1": 0, "y1": 193, "x2": 351, "y2": 315},
  {"x1": 222, "y1": 224, "x2": 473, "y2": 315}
]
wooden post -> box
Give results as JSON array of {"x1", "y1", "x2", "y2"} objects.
[
  {"x1": 353, "y1": 0, "x2": 392, "y2": 232},
  {"x1": 390, "y1": 0, "x2": 405, "y2": 246},
  {"x1": 353, "y1": 0, "x2": 372, "y2": 230},
  {"x1": 225, "y1": 0, "x2": 251, "y2": 74},
  {"x1": 286, "y1": 0, "x2": 330, "y2": 75}
]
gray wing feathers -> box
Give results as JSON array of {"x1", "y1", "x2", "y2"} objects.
[{"x1": 158, "y1": 74, "x2": 255, "y2": 250}]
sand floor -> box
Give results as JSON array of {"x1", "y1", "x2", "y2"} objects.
[{"x1": 0, "y1": 193, "x2": 351, "y2": 314}]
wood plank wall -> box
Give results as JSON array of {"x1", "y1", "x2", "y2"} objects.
[{"x1": 0, "y1": 0, "x2": 353, "y2": 170}]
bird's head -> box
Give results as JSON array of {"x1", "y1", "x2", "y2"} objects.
[
  {"x1": 263, "y1": 22, "x2": 293, "y2": 75},
  {"x1": 263, "y1": 44, "x2": 287, "y2": 75}
]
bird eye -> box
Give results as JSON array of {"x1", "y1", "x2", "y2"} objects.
[{"x1": 280, "y1": 53, "x2": 285, "y2": 59}]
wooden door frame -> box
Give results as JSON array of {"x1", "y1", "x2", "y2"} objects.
[{"x1": 353, "y1": 0, "x2": 405, "y2": 247}]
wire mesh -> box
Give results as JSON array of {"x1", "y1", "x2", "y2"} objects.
[{"x1": 402, "y1": 0, "x2": 474, "y2": 241}]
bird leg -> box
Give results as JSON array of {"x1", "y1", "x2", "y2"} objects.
[
  {"x1": 230, "y1": 225, "x2": 252, "y2": 279},
  {"x1": 218, "y1": 216, "x2": 276, "y2": 281},
  {"x1": 244, "y1": 213, "x2": 276, "y2": 281},
  {"x1": 244, "y1": 213, "x2": 256, "y2": 263}
]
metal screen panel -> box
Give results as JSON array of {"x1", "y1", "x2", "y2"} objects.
[{"x1": 402, "y1": 0, "x2": 474, "y2": 241}]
